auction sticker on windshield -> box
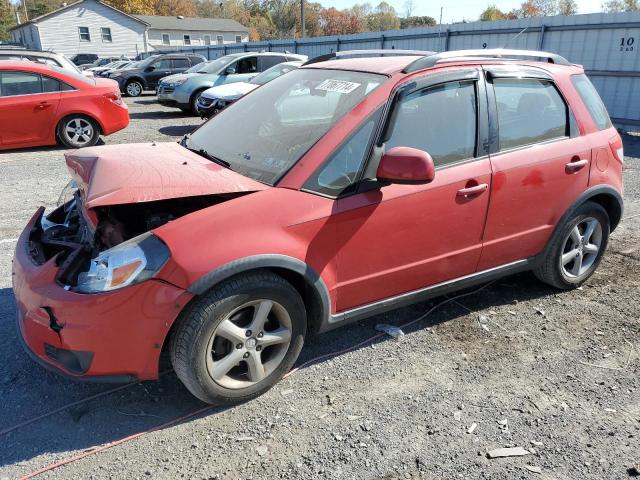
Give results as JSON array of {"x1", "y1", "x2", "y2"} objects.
[{"x1": 315, "y1": 79, "x2": 361, "y2": 94}]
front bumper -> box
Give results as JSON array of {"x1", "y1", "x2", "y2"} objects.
[
  {"x1": 157, "y1": 84, "x2": 190, "y2": 108},
  {"x1": 13, "y1": 208, "x2": 193, "y2": 381}
]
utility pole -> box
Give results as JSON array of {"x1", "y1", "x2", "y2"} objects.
[
  {"x1": 301, "y1": 0, "x2": 305, "y2": 38},
  {"x1": 438, "y1": 6, "x2": 443, "y2": 51},
  {"x1": 23, "y1": 0, "x2": 29, "y2": 21}
]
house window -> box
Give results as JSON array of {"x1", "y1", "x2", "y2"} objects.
[
  {"x1": 101, "y1": 27, "x2": 112, "y2": 42},
  {"x1": 235, "y1": 35, "x2": 242, "y2": 43},
  {"x1": 162, "y1": 33, "x2": 170, "y2": 45},
  {"x1": 183, "y1": 34, "x2": 191, "y2": 45},
  {"x1": 216, "y1": 35, "x2": 223, "y2": 45},
  {"x1": 78, "y1": 26, "x2": 90, "y2": 42},
  {"x1": 204, "y1": 35, "x2": 211, "y2": 46}
]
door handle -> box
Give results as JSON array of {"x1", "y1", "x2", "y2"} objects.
[
  {"x1": 565, "y1": 158, "x2": 588, "y2": 173},
  {"x1": 36, "y1": 102, "x2": 50, "y2": 109},
  {"x1": 457, "y1": 183, "x2": 488, "y2": 197}
]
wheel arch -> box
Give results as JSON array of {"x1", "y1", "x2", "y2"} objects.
[
  {"x1": 125, "y1": 76, "x2": 146, "y2": 90},
  {"x1": 187, "y1": 255, "x2": 331, "y2": 336},
  {"x1": 56, "y1": 112, "x2": 104, "y2": 140}
]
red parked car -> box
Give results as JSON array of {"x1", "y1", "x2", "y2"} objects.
[
  {"x1": 0, "y1": 61, "x2": 129, "y2": 150},
  {"x1": 13, "y1": 49, "x2": 623, "y2": 405}
]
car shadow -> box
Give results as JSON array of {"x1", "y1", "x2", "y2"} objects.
[
  {"x1": 0, "y1": 272, "x2": 557, "y2": 469},
  {"x1": 158, "y1": 125, "x2": 201, "y2": 137},
  {"x1": 128, "y1": 110, "x2": 192, "y2": 120},
  {"x1": 0, "y1": 139, "x2": 105, "y2": 155},
  {"x1": 622, "y1": 132, "x2": 640, "y2": 157}
]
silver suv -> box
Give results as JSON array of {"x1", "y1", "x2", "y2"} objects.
[{"x1": 0, "y1": 49, "x2": 81, "y2": 74}]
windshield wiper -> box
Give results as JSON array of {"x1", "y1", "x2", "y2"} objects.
[{"x1": 184, "y1": 145, "x2": 231, "y2": 169}]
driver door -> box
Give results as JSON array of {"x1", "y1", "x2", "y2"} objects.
[
  {"x1": 223, "y1": 56, "x2": 258, "y2": 85},
  {"x1": 146, "y1": 58, "x2": 172, "y2": 89},
  {"x1": 325, "y1": 70, "x2": 493, "y2": 312}
]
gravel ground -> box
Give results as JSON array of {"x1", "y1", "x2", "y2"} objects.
[{"x1": 0, "y1": 96, "x2": 638, "y2": 480}]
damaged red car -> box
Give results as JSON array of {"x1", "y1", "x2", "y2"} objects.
[{"x1": 13, "y1": 49, "x2": 624, "y2": 405}]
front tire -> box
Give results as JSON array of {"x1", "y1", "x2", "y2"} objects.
[
  {"x1": 170, "y1": 272, "x2": 307, "y2": 405},
  {"x1": 125, "y1": 80, "x2": 143, "y2": 97},
  {"x1": 190, "y1": 89, "x2": 206, "y2": 116},
  {"x1": 534, "y1": 201, "x2": 609, "y2": 289},
  {"x1": 56, "y1": 115, "x2": 100, "y2": 148}
]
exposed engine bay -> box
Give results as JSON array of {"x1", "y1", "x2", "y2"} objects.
[{"x1": 29, "y1": 190, "x2": 244, "y2": 287}]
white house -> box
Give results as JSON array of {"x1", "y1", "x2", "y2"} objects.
[{"x1": 9, "y1": 0, "x2": 248, "y2": 58}]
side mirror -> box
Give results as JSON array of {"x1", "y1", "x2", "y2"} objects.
[
  {"x1": 225, "y1": 65, "x2": 236, "y2": 75},
  {"x1": 376, "y1": 146, "x2": 435, "y2": 185},
  {"x1": 145, "y1": 65, "x2": 155, "y2": 72}
]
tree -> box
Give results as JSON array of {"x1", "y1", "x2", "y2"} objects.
[
  {"x1": 479, "y1": 4, "x2": 507, "y2": 20},
  {"x1": 367, "y1": 1, "x2": 400, "y2": 31},
  {"x1": 558, "y1": 0, "x2": 577, "y2": 14},
  {"x1": 400, "y1": 15, "x2": 436, "y2": 28},
  {"x1": 0, "y1": 0, "x2": 15, "y2": 41},
  {"x1": 603, "y1": 0, "x2": 639, "y2": 11}
]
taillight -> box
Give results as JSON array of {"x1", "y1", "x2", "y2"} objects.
[
  {"x1": 104, "y1": 91, "x2": 123, "y2": 105},
  {"x1": 609, "y1": 135, "x2": 624, "y2": 164}
]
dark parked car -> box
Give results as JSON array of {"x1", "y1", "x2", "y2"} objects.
[
  {"x1": 69, "y1": 53, "x2": 99, "y2": 66},
  {"x1": 110, "y1": 53, "x2": 206, "y2": 96}
]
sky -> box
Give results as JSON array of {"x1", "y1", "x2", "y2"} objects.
[{"x1": 320, "y1": 0, "x2": 605, "y2": 23}]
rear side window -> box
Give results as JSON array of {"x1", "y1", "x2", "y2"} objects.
[
  {"x1": 0, "y1": 72, "x2": 42, "y2": 96},
  {"x1": 189, "y1": 56, "x2": 204, "y2": 66},
  {"x1": 571, "y1": 74, "x2": 612, "y2": 130},
  {"x1": 386, "y1": 80, "x2": 477, "y2": 167},
  {"x1": 493, "y1": 78, "x2": 568, "y2": 150},
  {"x1": 172, "y1": 58, "x2": 189, "y2": 69},
  {"x1": 260, "y1": 55, "x2": 286, "y2": 70}
]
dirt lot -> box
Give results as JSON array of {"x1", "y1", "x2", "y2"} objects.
[{"x1": 0, "y1": 96, "x2": 638, "y2": 480}]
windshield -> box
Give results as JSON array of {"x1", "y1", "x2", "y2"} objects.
[
  {"x1": 137, "y1": 55, "x2": 160, "y2": 68},
  {"x1": 187, "y1": 55, "x2": 237, "y2": 74},
  {"x1": 251, "y1": 63, "x2": 299, "y2": 86},
  {"x1": 186, "y1": 68, "x2": 385, "y2": 185}
]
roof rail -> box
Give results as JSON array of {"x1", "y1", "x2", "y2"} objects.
[
  {"x1": 303, "y1": 49, "x2": 434, "y2": 66},
  {"x1": 403, "y1": 48, "x2": 570, "y2": 73}
]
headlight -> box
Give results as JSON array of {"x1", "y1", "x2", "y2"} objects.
[
  {"x1": 74, "y1": 233, "x2": 170, "y2": 293},
  {"x1": 166, "y1": 78, "x2": 187, "y2": 88}
]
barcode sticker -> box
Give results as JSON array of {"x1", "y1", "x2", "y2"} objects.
[{"x1": 315, "y1": 79, "x2": 361, "y2": 94}]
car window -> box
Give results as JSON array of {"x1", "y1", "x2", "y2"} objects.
[
  {"x1": 493, "y1": 78, "x2": 568, "y2": 150},
  {"x1": 386, "y1": 80, "x2": 477, "y2": 167},
  {"x1": 236, "y1": 56, "x2": 257, "y2": 74},
  {"x1": 42, "y1": 75, "x2": 61, "y2": 92},
  {"x1": 152, "y1": 59, "x2": 172, "y2": 70},
  {"x1": 172, "y1": 58, "x2": 189, "y2": 69},
  {"x1": 189, "y1": 56, "x2": 205, "y2": 66},
  {"x1": 304, "y1": 108, "x2": 382, "y2": 196},
  {"x1": 0, "y1": 71, "x2": 42, "y2": 96},
  {"x1": 571, "y1": 74, "x2": 612, "y2": 131},
  {"x1": 251, "y1": 63, "x2": 297, "y2": 85},
  {"x1": 260, "y1": 56, "x2": 286, "y2": 70}
]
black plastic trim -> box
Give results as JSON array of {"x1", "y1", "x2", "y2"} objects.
[{"x1": 187, "y1": 254, "x2": 331, "y2": 325}]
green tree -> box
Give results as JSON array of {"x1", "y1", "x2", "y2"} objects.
[
  {"x1": 400, "y1": 15, "x2": 436, "y2": 28},
  {"x1": 367, "y1": 1, "x2": 400, "y2": 31},
  {"x1": 0, "y1": 0, "x2": 15, "y2": 41},
  {"x1": 479, "y1": 4, "x2": 507, "y2": 20},
  {"x1": 603, "y1": 0, "x2": 639, "y2": 11},
  {"x1": 558, "y1": 0, "x2": 577, "y2": 14}
]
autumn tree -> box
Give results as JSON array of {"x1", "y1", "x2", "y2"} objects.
[
  {"x1": 479, "y1": 4, "x2": 507, "y2": 20},
  {"x1": 367, "y1": 1, "x2": 400, "y2": 31},
  {"x1": 603, "y1": 0, "x2": 639, "y2": 11},
  {"x1": 558, "y1": 0, "x2": 577, "y2": 14}
]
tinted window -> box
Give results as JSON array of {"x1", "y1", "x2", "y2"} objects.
[
  {"x1": 236, "y1": 56, "x2": 257, "y2": 74},
  {"x1": 386, "y1": 81, "x2": 477, "y2": 167},
  {"x1": 0, "y1": 72, "x2": 42, "y2": 96},
  {"x1": 494, "y1": 78, "x2": 568, "y2": 150},
  {"x1": 152, "y1": 59, "x2": 172, "y2": 70},
  {"x1": 260, "y1": 55, "x2": 286, "y2": 70},
  {"x1": 172, "y1": 58, "x2": 189, "y2": 69},
  {"x1": 42, "y1": 75, "x2": 61, "y2": 92},
  {"x1": 304, "y1": 109, "x2": 382, "y2": 196},
  {"x1": 571, "y1": 74, "x2": 612, "y2": 131},
  {"x1": 189, "y1": 56, "x2": 204, "y2": 66}
]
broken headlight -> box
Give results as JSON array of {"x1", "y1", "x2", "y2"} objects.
[{"x1": 74, "y1": 233, "x2": 170, "y2": 293}]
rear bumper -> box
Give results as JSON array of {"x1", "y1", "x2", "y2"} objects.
[
  {"x1": 13, "y1": 208, "x2": 193, "y2": 381},
  {"x1": 101, "y1": 103, "x2": 130, "y2": 135}
]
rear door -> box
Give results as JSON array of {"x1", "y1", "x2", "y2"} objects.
[
  {"x1": 171, "y1": 57, "x2": 190, "y2": 75},
  {"x1": 478, "y1": 66, "x2": 591, "y2": 270},
  {"x1": 0, "y1": 71, "x2": 60, "y2": 146}
]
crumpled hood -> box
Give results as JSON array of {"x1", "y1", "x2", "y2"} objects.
[
  {"x1": 201, "y1": 82, "x2": 257, "y2": 101},
  {"x1": 65, "y1": 142, "x2": 268, "y2": 209}
]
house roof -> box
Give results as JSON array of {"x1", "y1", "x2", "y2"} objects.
[
  {"x1": 9, "y1": 0, "x2": 247, "y2": 33},
  {"x1": 9, "y1": 0, "x2": 149, "y2": 31},
  {"x1": 133, "y1": 15, "x2": 248, "y2": 32}
]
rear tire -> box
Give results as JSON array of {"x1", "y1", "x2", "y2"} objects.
[
  {"x1": 56, "y1": 115, "x2": 100, "y2": 148},
  {"x1": 534, "y1": 201, "x2": 609, "y2": 289},
  {"x1": 170, "y1": 272, "x2": 307, "y2": 405}
]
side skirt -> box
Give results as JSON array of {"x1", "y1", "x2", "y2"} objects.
[{"x1": 320, "y1": 258, "x2": 533, "y2": 333}]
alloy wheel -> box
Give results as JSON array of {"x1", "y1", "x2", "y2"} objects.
[
  {"x1": 64, "y1": 118, "x2": 94, "y2": 147},
  {"x1": 126, "y1": 82, "x2": 142, "y2": 96},
  {"x1": 205, "y1": 299, "x2": 292, "y2": 389},
  {"x1": 560, "y1": 217, "x2": 602, "y2": 278}
]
